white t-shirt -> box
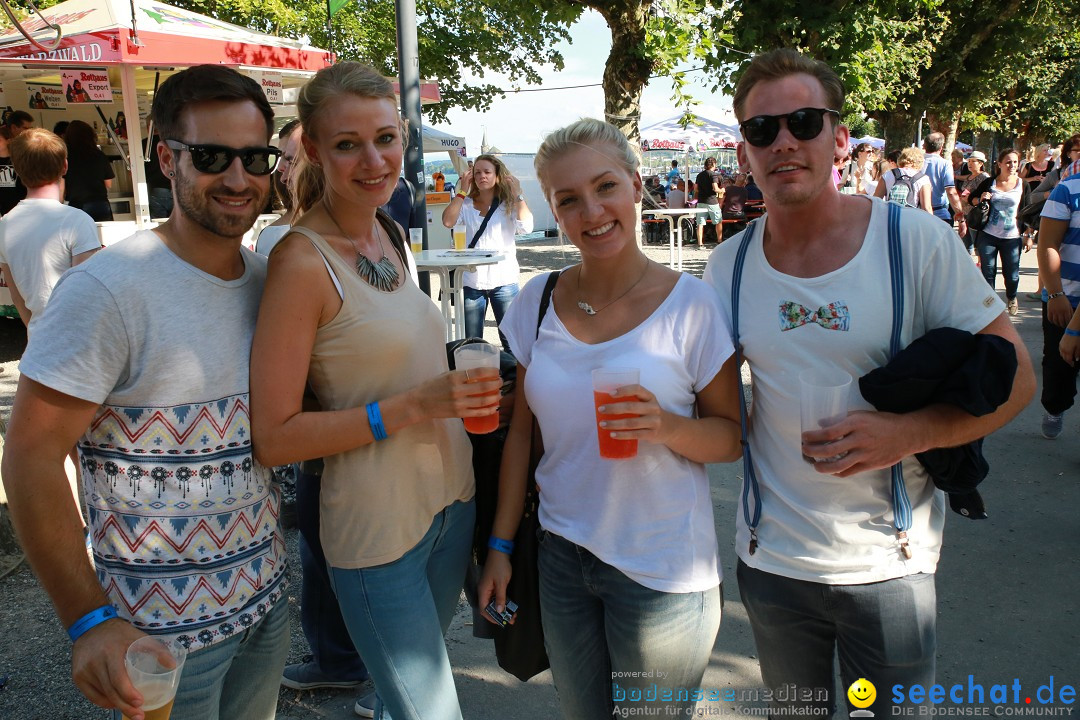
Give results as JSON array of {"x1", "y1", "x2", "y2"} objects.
[
  {"x1": 502, "y1": 272, "x2": 732, "y2": 593},
  {"x1": 882, "y1": 167, "x2": 931, "y2": 207},
  {"x1": 0, "y1": 198, "x2": 100, "y2": 334},
  {"x1": 984, "y1": 179, "x2": 1023, "y2": 239},
  {"x1": 703, "y1": 197, "x2": 1004, "y2": 584},
  {"x1": 255, "y1": 223, "x2": 291, "y2": 256},
  {"x1": 459, "y1": 197, "x2": 532, "y2": 290},
  {"x1": 19, "y1": 230, "x2": 287, "y2": 649}
]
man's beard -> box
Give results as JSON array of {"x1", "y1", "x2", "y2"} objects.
[{"x1": 173, "y1": 165, "x2": 267, "y2": 239}]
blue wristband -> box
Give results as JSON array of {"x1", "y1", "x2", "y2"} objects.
[
  {"x1": 67, "y1": 605, "x2": 118, "y2": 643},
  {"x1": 366, "y1": 401, "x2": 388, "y2": 441},
  {"x1": 488, "y1": 536, "x2": 515, "y2": 555},
  {"x1": 1066, "y1": 328, "x2": 1080, "y2": 337}
]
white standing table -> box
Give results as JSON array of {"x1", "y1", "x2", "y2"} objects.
[
  {"x1": 413, "y1": 250, "x2": 506, "y2": 341},
  {"x1": 642, "y1": 207, "x2": 711, "y2": 271}
]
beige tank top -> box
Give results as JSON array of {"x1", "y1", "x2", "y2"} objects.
[{"x1": 290, "y1": 226, "x2": 474, "y2": 568}]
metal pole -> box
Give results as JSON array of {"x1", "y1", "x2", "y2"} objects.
[{"x1": 395, "y1": 0, "x2": 429, "y2": 294}]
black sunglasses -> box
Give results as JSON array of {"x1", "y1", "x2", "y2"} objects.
[
  {"x1": 165, "y1": 139, "x2": 280, "y2": 176},
  {"x1": 739, "y1": 107, "x2": 841, "y2": 148}
]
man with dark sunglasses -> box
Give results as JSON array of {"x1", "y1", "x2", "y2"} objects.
[
  {"x1": 1, "y1": 65, "x2": 288, "y2": 720},
  {"x1": 704, "y1": 49, "x2": 1033, "y2": 718}
]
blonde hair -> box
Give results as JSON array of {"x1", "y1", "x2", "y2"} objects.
[
  {"x1": 897, "y1": 147, "x2": 924, "y2": 169},
  {"x1": 470, "y1": 154, "x2": 518, "y2": 209},
  {"x1": 533, "y1": 118, "x2": 640, "y2": 200},
  {"x1": 293, "y1": 62, "x2": 406, "y2": 213}
]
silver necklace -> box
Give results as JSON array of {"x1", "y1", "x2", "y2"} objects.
[
  {"x1": 324, "y1": 201, "x2": 399, "y2": 292},
  {"x1": 576, "y1": 259, "x2": 650, "y2": 316}
]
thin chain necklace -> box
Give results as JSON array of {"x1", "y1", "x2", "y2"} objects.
[
  {"x1": 323, "y1": 200, "x2": 399, "y2": 292},
  {"x1": 576, "y1": 258, "x2": 650, "y2": 316}
]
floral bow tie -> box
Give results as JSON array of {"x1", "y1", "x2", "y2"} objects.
[{"x1": 779, "y1": 300, "x2": 850, "y2": 332}]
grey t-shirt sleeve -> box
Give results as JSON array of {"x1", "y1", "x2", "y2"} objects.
[{"x1": 19, "y1": 268, "x2": 130, "y2": 404}]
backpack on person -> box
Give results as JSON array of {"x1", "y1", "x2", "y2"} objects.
[{"x1": 887, "y1": 168, "x2": 926, "y2": 208}]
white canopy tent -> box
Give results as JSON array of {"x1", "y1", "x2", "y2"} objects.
[
  {"x1": 850, "y1": 135, "x2": 886, "y2": 149},
  {"x1": 421, "y1": 125, "x2": 468, "y2": 175},
  {"x1": 640, "y1": 115, "x2": 741, "y2": 152}
]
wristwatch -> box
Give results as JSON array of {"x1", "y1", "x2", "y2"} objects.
[{"x1": 516, "y1": 194, "x2": 524, "y2": 202}]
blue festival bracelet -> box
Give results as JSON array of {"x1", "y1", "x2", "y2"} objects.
[
  {"x1": 488, "y1": 536, "x2": 515, "y2": 555},
  {"x1": 1065, "y1": 328, "x2": 1080, "y2": 337},
  {"x1": 67, "y1": 605, "x2": 118, "y2": 643},
  {"x1": 366, "y1": 402, "x2": 388, "y2": 441}
]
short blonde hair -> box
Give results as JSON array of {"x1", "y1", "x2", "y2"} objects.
[{"x1": 897, "y1": 147, "x2": 924, "y2": 169}]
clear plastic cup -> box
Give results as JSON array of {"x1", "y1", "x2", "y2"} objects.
[
  {"x1": 122, "y1": 636, "x2": 187, "y2": 720},
  {"x1": 591, "y1": 367, "x2": 640, "y2": 459},
  {"x1": 452, "y1": 224, "x2": 467, "y2": 250},
  {"x1": 799, "y1": 368, "x2": 851, "y2": 463},
  {"x1": 454, "y1": 342, "x2": 501, "y2": 434},
  {"x1": 409, "y1": 227, "x2": 424, "y2": 253}
]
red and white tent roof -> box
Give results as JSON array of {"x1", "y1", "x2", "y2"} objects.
[
  {"x1": 640, "y1": 114, "x2": 741, "y2": 152},
  {"x1": 0, "y1": 0, "x2": 331, "y2": 69}
]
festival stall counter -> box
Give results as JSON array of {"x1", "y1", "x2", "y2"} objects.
[{"x1": 0, "y1": 0, "x2": 443, "y2": 314}]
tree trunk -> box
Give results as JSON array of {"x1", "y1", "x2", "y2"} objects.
[
  {"x1": 594, "y1": 1, "x2": 653, "y2": 147},
  {"x1": 873, "y1": 111, "x2": 918, "y2": 152},
  {"x1": 935, "y1": 112, "x2": 961, "y2": 158}
]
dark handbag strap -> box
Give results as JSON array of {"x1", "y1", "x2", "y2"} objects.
[
  {"x1": 537, "y1": 270, "x2": 560, "y2": 336},
  {"x1": 731, "y1": 205, "x2": 911, "y2": 558},
  {"x1": 469, "y1": 195, "x2": 502, "y2": 249}
]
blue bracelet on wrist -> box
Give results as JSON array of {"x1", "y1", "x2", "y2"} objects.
[
  {"x1": 67, "y1": 605, "x2": 118, "y2": 643},
  {"x1": 488, "y1": 536, "x2": 515, "y2": 555},
  {"x1": 1065, "y1": 328, "x2": 1080, "y2": 337},
  {"x1": 366, "y1": 401, "x2": 388, "y2": 441}
]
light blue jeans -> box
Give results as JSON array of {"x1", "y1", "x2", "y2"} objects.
[
  {"x1": 537, "y1": 529, "x2": 722, "y2": 718},
  {"x1": 328, "y1": 499, "x2": 475, "y2": 720},
  {"x1": 111, "y1": 597, "x2": 290, "y2": 720},
  {"x1": 737, "y1": 560, "x2": 936, "y2": 717},
  {"x1": 463, "y1": 283, "x2": 518, "y2": 350}
]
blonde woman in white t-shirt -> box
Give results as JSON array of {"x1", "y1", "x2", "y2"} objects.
[{"x1": 478, "y1": 118, "x2": 742, "y2": 719}]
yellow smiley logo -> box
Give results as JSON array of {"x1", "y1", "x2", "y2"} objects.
[{"x1": 848, "y1": 678, "x2": 876, "y2": 709}]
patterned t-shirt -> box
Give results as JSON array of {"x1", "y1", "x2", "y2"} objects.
[
  {"x1": 1042, "y1": 175, "x2": 1080, "y2": 309},
  {"x1": 19, "y1": 230, "x2": 287, "y2": 650}
]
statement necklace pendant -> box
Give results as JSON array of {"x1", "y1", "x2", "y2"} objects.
[
  {"x1": 577, "y1": 300, "x2": 597, "y2": 316},
  {"x1": 356, "y1": 253, "x2": 399, "y2": 292}
]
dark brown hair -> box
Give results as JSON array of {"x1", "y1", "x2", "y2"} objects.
[{"x1": 151, "y1": 65, "x2": 273, "y2": 144}]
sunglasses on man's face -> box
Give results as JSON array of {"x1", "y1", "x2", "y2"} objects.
[
  {"x1": 739, "y1": 107, "x2": 841, "y2": 148},
  {"x1": 165, "y1": 139, "x2": 280, "y2": 176}
]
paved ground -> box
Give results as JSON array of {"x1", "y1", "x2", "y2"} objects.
[{"x1": 1, "y1": 235, "x2": 1077, "y2": 719}]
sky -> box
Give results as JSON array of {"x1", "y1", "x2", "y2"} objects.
[{"x1": 427, "y1": 10, "x2": 738, "y2": 157}]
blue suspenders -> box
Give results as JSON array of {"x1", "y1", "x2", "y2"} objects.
[{"x1": 731, "y1": 202, "x2": 913, "y2": 559}]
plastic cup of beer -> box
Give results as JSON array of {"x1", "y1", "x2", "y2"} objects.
[
  {"x1": 453, "y1": 224, "x2": 467, "y2": 251},
  {"x1": 122, "y1": 636, "x2": 187, "y2": 720},
  {"x1": 799, "y1": 368, "x2": 851, "y2": 463},
  {"x1": 454, "y1": 342, "x2": 501, "y2": 434},
  {"x1": 592, "y1": 367, "x2": 640, "y2": 459},
  {"x1": 409, "y1": 227, "x2": 424, "y2": 253}
]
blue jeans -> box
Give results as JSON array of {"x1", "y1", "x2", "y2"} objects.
[
  {"x1": 296, "y1": 471, "x2": 368, "y2": 679},
  {"x1": 113, "y1": 598, "x2": 290, "y2": 720},
  {"x1": 975, "y1": 231, "x2": 1022, "y2": 300},
  {"x1": 328, "y1": 500, "x2": 475, "y2": 720},
  {"x1": 463, "y1": 283, "x2": 518, "y2": 350},
  {"x1": 538, "y1": 530, "x2": 722, "y2": 718},
  {"x1": 737, "y1": 561, "x2": 936, "y2": 717}
]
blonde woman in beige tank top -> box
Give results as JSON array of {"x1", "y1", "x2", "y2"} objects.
[{"x1": 249, "y1": 62, "x2": 496, "y2": 720}]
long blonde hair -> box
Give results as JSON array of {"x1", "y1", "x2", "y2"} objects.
[{"x1": 292, "y1": 62, "x2": 406, "y2": 214}]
